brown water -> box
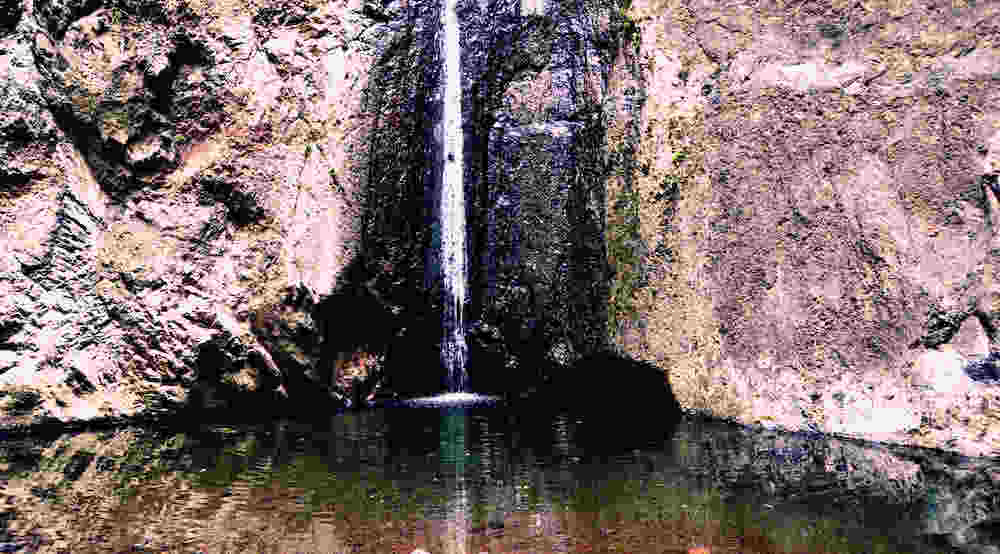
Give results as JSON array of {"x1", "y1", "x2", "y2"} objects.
[{"x1": 1, "y1": 402, "x2": 995, "y2": 554}]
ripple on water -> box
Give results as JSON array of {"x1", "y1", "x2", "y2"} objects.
[{"x1": 2, "y1": 409, "x2": 981, "y2": 554}]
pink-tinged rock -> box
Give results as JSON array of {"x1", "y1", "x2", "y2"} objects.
[
  {"x1": 911, "y1": 347, "x2": 974, "y2": 394},
  {"x1": 952, "y1": 316, "x2": 990, "y2": 362},
  {"x1": 752, "y1": 60, "x2": 869, "y2": 93},
  {"x1": 126, "y1": 134, "x2": 176, "y2": 169},
  {"x1": 1, "y1": 0, "x2": 371, "y2": 428},
  {"x1": 620, "y1": 0, "x2": 1000, "y2": 456}
]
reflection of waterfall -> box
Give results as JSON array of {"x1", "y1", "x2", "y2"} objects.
[
  {"x1": 440, "y1": 409, "x2": 469, "y2": 554},
  {"x1": 440, "y1": 0, "x2": 467, "y2": 392}
]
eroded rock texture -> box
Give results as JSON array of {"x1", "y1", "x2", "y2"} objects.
[
  {"x1": 616, "y1": 0, "x2": 1000, "y2": 456},
  {"x1": 0, "y1": 0, "x2": 376, "y2": 426}
]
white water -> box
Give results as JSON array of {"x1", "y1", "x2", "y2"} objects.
[
  {"x1": 441, "y1": 0, "x2": 467, "y2": 393},
  {"x1": 403, "y1": 392, "x2": 500, "y2": 407}
]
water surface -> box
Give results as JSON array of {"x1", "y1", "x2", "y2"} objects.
[{"x1": 2, "y1": 402, "x2": 997, "y2": 553}]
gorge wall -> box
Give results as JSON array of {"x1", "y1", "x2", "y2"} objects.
[
  {"x1": 613, "y1": 0, "x2": 1000, "y2": 457},
  {"x1": 3, "y1": 0, "x2": 1000, "y2": 460}
]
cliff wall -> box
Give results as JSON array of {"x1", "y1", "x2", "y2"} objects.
[
  {"x1": 5, "y1": 0, "x2": 1000, "y2": 460},
  {"x1": 0, "y1": 0, "x2": 376, "y2": 425},
  {"x1": 614, "y1": 0, "x2": 1000, "y2": 456}
]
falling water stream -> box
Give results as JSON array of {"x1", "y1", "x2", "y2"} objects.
[{"x1": 440, "y1": 0, "x2": 467, "y2": 393}]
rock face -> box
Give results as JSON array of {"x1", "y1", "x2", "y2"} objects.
[
  {"x1": 0, "y1": 0, "x2": 631, "y2": 420},
  {"x1": 0, "y1": 0, "x2": 376, "y2": 426},
  {"x1": 4, "y1": 0, "x2": 1000, "y2": 461},
  {"x1": 359, "y1": 0, "x2": 630, "y2": 394},
  {"x1": 614, "y1": 0, "x2": 1000, "y2": 456},
  {"x1": 464, "y1": 1, "x2": 615, "y2": 378}
]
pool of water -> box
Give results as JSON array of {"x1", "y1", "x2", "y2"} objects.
[{"x1": 1, "y1": 401, "x2": 997, "y2": 553}]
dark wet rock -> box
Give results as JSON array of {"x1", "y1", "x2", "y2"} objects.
[
  {"x1": 34, "y1": 0, "x2": 102, "y2": 39},
  {"x1": 93, "y1": 455, "x2": 115, "y2": 472},
  {"x1": 477, "y1": 120, "x2": 589, "y2": 367},
  {"x1": 545, "y1": 353, "x2": 683, "y2": 415},
  {"x1": 61, "y1": 450, "x2": 93, "y2": 480},
  {"x1": 4, "y1": 390, "x2": 42, "y2": 416},
  {"x1": 462, "y1": 1, "x2": 614, "y2": 370},
  {"x1": 28, "y1": 486, "x2": 57, "y2": 502},
  {"x1": 954, "y1": 520, "x2": 1000, "y2": 554},
  {"x1": 196, "y1": 175, "x2": 265, "y2": 227},
  {"x1": 965, "y1": 352, "x2": 1000, "y2": 383},
  {"x1": 379, "y1": 308, "x2": 446, "y2": 397},
  {"x1": 368, "y1": 0, "x2": 616, "y2": 395},
  {"x1": 0, "y1": 437, "x2": 48, "y2": 474},
  {"x1": 465, "y1": 319, "x2": 518, "y2": 393},
  {"x1": 0, "y1": 0, "x2": 20, "y2": 34}
]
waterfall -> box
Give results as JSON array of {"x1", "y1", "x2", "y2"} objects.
[{"x1": 440, "y1": 0, "x2": 467, "y2": 392}]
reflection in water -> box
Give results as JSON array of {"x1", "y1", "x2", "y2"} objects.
[
  {"x1": 441, "y1": 409, "x2": 468, "y2": 554},
  {"x1": 1, "y1": 407, "x2": 995, "y2": 553}
]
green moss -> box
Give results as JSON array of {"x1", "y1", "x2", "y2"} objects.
[
  {"x1": 607, "y1": 183, "x2": 642, "y2": 333},
  {"x1": 608, "y1": 0, "x2": 641, "y2": 56},
  {"x1": 620, "y1": 14, "x2": 640, "y2": 49},
  {"x1": 608, "y1": 148, "x2": 689, "y2": 339},
  {"x1": 103, "y1": 108, "x2": 130, "y2": 129}
]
